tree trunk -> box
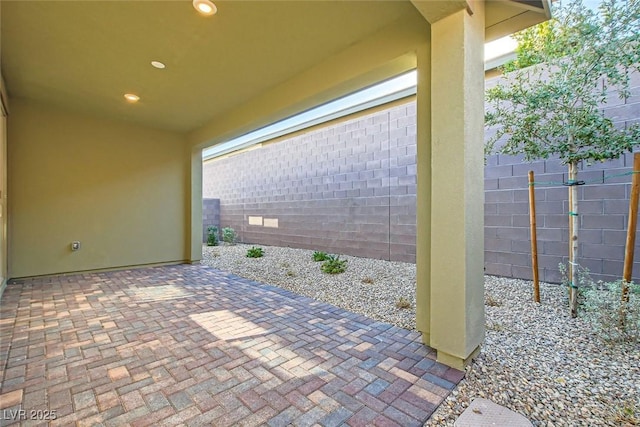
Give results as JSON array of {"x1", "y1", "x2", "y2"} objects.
[{"x1": 568, "y1": 161, "x2": 579, "y2": 318}]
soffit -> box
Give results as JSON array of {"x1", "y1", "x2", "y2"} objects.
[
  {"x1": 411, "y1": 0, "x2": 549, "y2": 41},
  {"x1": 1, "y1": 1, "x2": 548, "y2": 134},
  {"x1": 485, "y1": 0, "x2": 551, "y2": 41}
]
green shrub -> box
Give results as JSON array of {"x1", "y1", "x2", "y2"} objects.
[
  {"x1": 581, "y1": 280, "x2": 640, "y2": 344},
  {"x1": 560, "y1": 262, "x2": 640, "y2": 343},
  {"x1": 222, "y1": 227, "x2": 237, "y2": 244},
  {"x1": 313, "y1": 251, "x2": 330, "y2": 262},
  {"x1": 321, "y1": 255, "x2": 347, "y2": 274},
  {"x1": 206, "y1": 226, "x2": 219, "y2": 246},
  {"x1": 246, "y1": 246, "x2": 264, "y2": 258},
  {"x1": 559, "y1": 262, "x2": 593, "y2": 291}
]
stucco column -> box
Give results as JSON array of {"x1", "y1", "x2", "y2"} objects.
[
  {"x1": 188, "y1": 147, "x2": 203, "y2": 264},
  {"x1": 415, "y1": 41, "x2": 432, "y2": 343},
  {"x1": 428, "y1": 1, "x2": 485, "y2": 370}
]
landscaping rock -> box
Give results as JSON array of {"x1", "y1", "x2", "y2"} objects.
[{"x1": 202, "y1": 244, "x2": 640, "y2": 427}]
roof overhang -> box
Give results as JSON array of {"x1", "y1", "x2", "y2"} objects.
[
  {"x1": 410, "y1": 0, "x2": 551, "y2": 41},
  {"x1": 485, "y1": 0, "x2": 551, "y2": 41}
]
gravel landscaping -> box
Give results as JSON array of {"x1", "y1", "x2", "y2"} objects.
[{"x1": 202, "y1": 243, "x2": 639, "y2": 427}]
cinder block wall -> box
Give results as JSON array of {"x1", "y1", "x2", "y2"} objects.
[
  {"x1": 485, "y1": 69, "x2": 640, "y2": 283},
  {"x1": 202, "y1": 198, "x2": 220, "y2": 243},
  {"x1": 204, "y1": 71, "x2": 640, "y2": 282},
  {"x1": 203, "y1": 102, "x2": 418, "y2": 262},
  {"x1": 484, "y1": 152, "x2": 640, "y2": 283}
]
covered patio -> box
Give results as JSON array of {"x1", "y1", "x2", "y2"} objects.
[{"x1": 1, "y1": 2, "x2": 550, "y2": 422}]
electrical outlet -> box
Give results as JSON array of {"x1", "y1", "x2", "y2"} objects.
[{"x1": 71, "y1": 241, "x2": 81, "y2": 251}]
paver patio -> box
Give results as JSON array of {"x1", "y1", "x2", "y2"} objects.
[{"x1": 0, "y1": 264, "x2": 463, "y2": 426}]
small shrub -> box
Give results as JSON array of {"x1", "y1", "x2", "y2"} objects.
[
  {"x1": 486, "y1": 321, "x2": 505, "y2": 332},
  {"x1": 559, "y1": 262, "x2": 595, "y2": 310},
  {"x1": 485, "y1": 295, "x2": 501, "y2": 307},
  {"x1": 611, "y1": 400, "x2": 639, "y2": 425},
  {"x1": 222, "y1": 227, "x2": 237, "y2": 244},
  {"x1": 246, "y1": 246, "x2": 264, "y2": 258},
  {"x1": 286, "y1": 270, "x2": 297, "y2": 277},
  {"x1": 581, "y1": 280, "x2": 640, "y2": 344},
  {"x1": 395, "y1": 297, "x2": 411, "y2": 309},
  {"x1": 559, "y1": 262, "x2": 595, "y2": 292},
  {"x1": 321, "y1": 255, "x2": 347, "y2": 274},
  {"x1": 361, "y1": 277, "x2": 374, "y2": 285},
  {"x1": 206, "y1": 226, "x2": 219, "y2": 246},
  {"x1": 313, "y1": 251, "x2": 330, "y2": 262}
]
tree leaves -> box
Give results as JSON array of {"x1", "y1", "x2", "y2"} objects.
[{"x1": 486, "y1": 0, "x2": 640, "y2": 165}]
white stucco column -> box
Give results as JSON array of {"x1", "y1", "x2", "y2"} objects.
[{"x1": 428, "y1": 1, "x2": 485, "y2": 370}]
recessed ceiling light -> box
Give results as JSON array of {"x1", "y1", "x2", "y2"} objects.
[
  {"x1": 151, "y1": 61, "x2": 166, "y2": 69},
  {"x1": 193, "y1": 0, "x2": 217, "y2": 16},
  {"x1": 124, "y1": 93, "x2": 140, "y2": 103}
]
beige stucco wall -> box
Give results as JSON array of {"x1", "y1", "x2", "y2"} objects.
[
  {"x1": 0, "y1": 73, "x2": 7, "y2": 292},
  {"x1": 7, "y1": 99, "x2": 188, "y2": 278}
]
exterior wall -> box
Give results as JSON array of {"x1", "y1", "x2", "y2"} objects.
[
  {"x1": 485, "y1": 69, "x2": 640, "y2": 284},
  {"x1": 204, "y1": 70, "x2": 640, "y2": 283},
  {"x1": 8, "y1": 99, "x2": 188, "y2": 278},
  {"x1": 0, "y1": 72, "x2": 6, "y2": 297},
  {"x1": 203, "y1": 101, "x2": 417, "y2": 262},
  {"x1": 202, "y1": 198, "x2": 221, "y2": 243},
  {"x1": 484, "y1": 153, "x2": 640, "y2": 284}
]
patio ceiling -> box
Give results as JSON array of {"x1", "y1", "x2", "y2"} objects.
[{"x1": 0, "y1": 1, "x2": 548, "y2": 135}]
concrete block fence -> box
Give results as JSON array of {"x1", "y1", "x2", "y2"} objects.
[
  {"x1": 203, "y1": 103, "x2": 418, "y2": 262},
  {"x1": 484, "y1": 69, "x2": 640, "y2": 284},
  {"x1": 202, "y1": 198, "x2": 220, "y2": 243},
  {"x1": 203, "y1": 71, "x2": 640, "y2": 283},
  {"x1": 484, "y1": 152, "x2": 640, "y2": 284}
]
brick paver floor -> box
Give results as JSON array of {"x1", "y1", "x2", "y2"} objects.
[{"x1": 0, "y1": 264, "x2": 464, "y2": 426}]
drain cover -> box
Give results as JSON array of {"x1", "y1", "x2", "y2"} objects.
[{"x1": 455, "y1": 398, "x2": 533, "y2": 427}]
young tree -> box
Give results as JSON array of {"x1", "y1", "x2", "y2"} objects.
[{"x1": 485, "y1": 0, "x2": 640, "y2": 317}]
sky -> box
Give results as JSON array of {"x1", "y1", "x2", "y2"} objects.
[{"x1": 484, "y1": 0, "x2": 604, "y2": 61}]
